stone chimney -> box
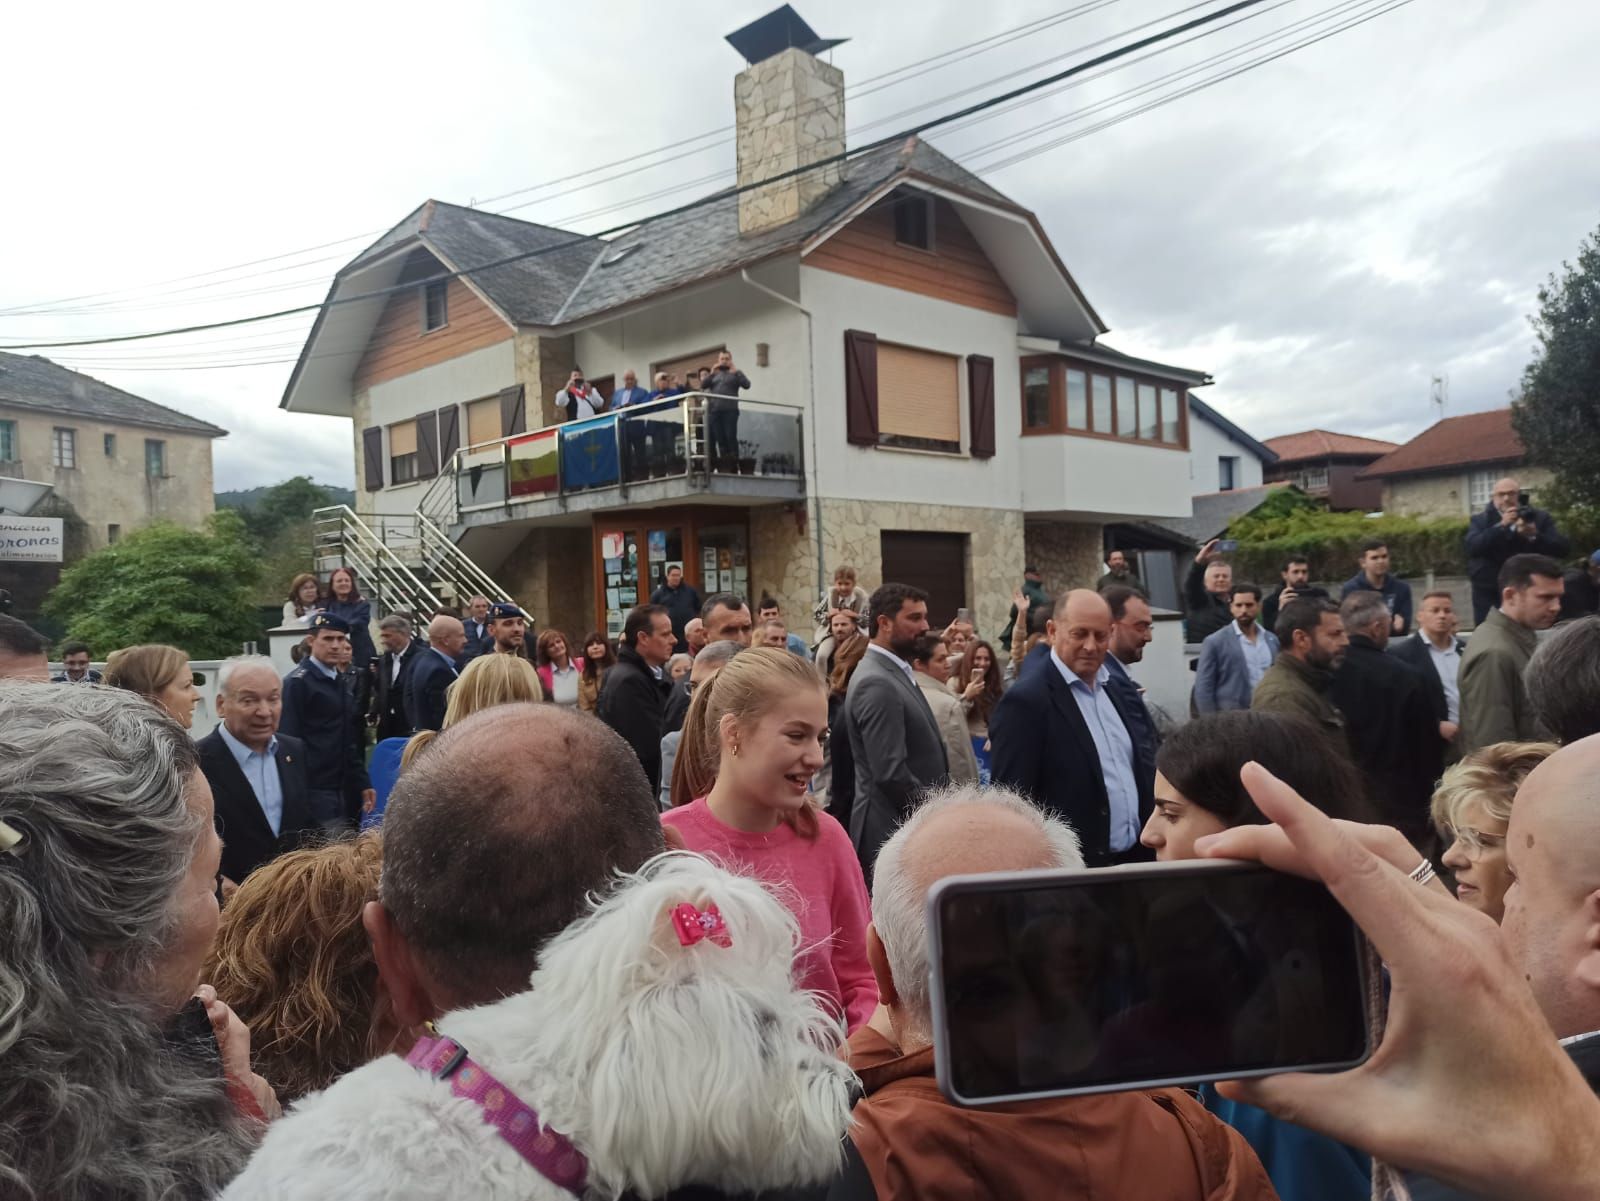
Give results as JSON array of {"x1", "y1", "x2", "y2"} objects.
[{"x1": 734, "y1": 46, "x2": 845, "y2": 237}]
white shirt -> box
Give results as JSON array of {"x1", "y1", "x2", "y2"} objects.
[
  {"x1": 1233, "y1": 620, "x2": 1275, "y2": 691},
  {"x1": 548, "y1": 662, "x2": 580, "y2": 707},
  {"x1": 1425, "y1": 637, "x2": 1462, "y2": 724},
  {"x1": 390, "y1": 642, "x2": 411, "y2": 683},
  {"x1": 866, "y1": 641, "x2": 916, "y2": 684}
]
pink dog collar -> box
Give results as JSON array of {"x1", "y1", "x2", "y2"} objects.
[{"x1": 407, "y1": 1031, "x2": 588, "y2": 1194}]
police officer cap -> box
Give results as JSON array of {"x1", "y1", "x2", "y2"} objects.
[
  {"x1": 489, "y1": 602, "x2": 527, "y2": 622},
  {"x1": 309, "y1": 612, "x2": 351, "y2": 634}
]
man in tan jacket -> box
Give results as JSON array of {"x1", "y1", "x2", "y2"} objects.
[
  {"x1": 910, "y1": 633, "x2": 979, "y2": 785},
  {"x1": 844, "y1": 784, "x2": 1275, "y2": 1201}
]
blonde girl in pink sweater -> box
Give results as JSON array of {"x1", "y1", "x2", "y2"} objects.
[{"x1": 663, "y1": 647, "x2": 877, "y2": 1032}]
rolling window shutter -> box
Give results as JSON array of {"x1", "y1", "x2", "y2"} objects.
[
  {"x1": 467, "y1": 397, "x2": 501, "y2": 447},
  {"x1": 416, "y1": 411, "x2": 440, "y2": 479},
  {"x1": 878, "y1": 345, "x2": 960, "y2": 442},
  {"x1": 362, "y1": 426, "x2": 384, "y2": 491},
  {"x1": 844, "y1": 329, "x2": 879, "y2": 446},
  {"x1": 499, "y1": 384, "x2": 526, "y2": 436},
  {"x1": 968, "y1": 354, "x2": 995, "y2": 458},
  {"x1": 438, "y1": 405, "x2": 461, "y2": 464}
]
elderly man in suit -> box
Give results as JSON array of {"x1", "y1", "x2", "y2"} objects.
[
  {"x1": 844, "y1": 583, "x2": 949, "y2": 881},
  {"x1": 991, "y1": 588, "x2": 1155, "y2": 866},
  {"x1": 406, "y1": 614, "x2": 467, "y2": 734},
  {"x1": 198, "y1": 654, "x2": 316, "y2": 891},
  {"x1": 1195, "y1": 583, "x2": 1280, "y2": 713}
]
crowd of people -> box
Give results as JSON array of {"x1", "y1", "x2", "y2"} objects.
[{"x1": 3, "y1": 477, "x2": 1600, "y2": 1199}]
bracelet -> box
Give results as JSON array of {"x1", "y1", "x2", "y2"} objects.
[{"x1": 1409, "y1": 860, "x2": 1436, "y2": 887}]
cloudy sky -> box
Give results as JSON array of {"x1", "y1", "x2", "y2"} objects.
[{"x1": 2, "y1": 0, "x2": 1596, "y2": 489}]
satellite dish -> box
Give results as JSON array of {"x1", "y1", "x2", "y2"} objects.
[{"x1": 0, "y1": 476, "x2": 54, "y2": 516}]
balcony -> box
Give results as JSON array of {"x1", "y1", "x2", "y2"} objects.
[
  {"x1": 420, "y1": 393, "x2": 805, "y2": 533},
  {"x1": 1020, "y1": 434, "x2": 1193, "y2": 521}
]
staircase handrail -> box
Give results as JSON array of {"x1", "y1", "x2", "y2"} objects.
[{"x1": 310, "y1": 505, "x2": 439, "y2": 621}]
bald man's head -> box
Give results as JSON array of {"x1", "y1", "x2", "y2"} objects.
[
  {"x1": 428, "y1": 614, "x2": 467, "y2": 659},
  {"x1": 870, "y1": 786, "x2": 1083, "y2": 1046},
  {"x1": 1048, "y1": 589, "x2": 1113, "y2": 683},
  {"x1": 375, "y1": 704, "x2": 665, "y2": 1010},
  {"x1": 1501, "y1": 734, "x2": 1600, "y2": 1039}
]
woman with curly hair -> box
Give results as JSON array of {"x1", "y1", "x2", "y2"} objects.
[{"x1": 206, "y1": 834, "x2": 395, "y2": 1103}]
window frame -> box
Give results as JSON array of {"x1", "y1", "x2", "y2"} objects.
[
  {"x1": 1218, "y1": 455, "x2": 1239, "y2": 492},
  {"x1": 0, "y1": 418, "x2": 16, "y2": 462},
  {"x1": 875, "y1": 339, "x2": 963, "y2": 455},
  {"x1": 1299, "y1": 465, "x2": 1330, "y2": 493},
  {"x1": 1467, "y1": 468, "x2": 1498, "y2": 510},
  {"x1": 1017, "y1": 356, "x2": 1190, "y2": 450},
  {"x1": 891, "y1": 190, "x2": 935, "y2": 252},
  {"x1": 144, "y1": 438, "x2": 167, "y2": 479},
  {"x1": 51, "y1": 426, "x2": 77, "y2": 469},
  {"x1": 422, "y1": 279, "x2": 449, "y2": 333},
  {"x1": 389, "y1": 419, "x2": 420, "y2": 485},
  {"x1": 104, "y1": 432, "x2": 117, "y2": 457}
]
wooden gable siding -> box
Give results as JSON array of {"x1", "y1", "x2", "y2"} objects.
[
  {"x1": 353, "y1": 250, "x2": 515, "y2": 391},
  {"x1": 806, "y1": 195, "x2": 1017, "y2": 316}
]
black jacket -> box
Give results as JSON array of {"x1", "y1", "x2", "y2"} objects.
[
  {"x1": 1464, "y1": 502, "x2": 1569, "y2": 622},
  {"x1": 405, "y1": 647, "x2": 457, "y2": 734},
  {"x1": 1330, "y1": 635, "x2": 1442, "y2": 837},
  {"x1": 372, "y1": 640, "x2": 423, "y2": 741},
  {"x1": 597, "y1": 645, "x2": 671, "y2": 796},
  {"x1": 990, "y1": 652, "x2": 1156, "y2": 865},
  {"x1": 1561, "y1": 565, "x2": 1600, "y2": 621},
  {"x1": 650, "y1": 582, "x2": 703, "y2": 648},
  {"x1": 662, "y1": 676, "x2": 692, "y2": 734},
  {"x1": 1184, "y1": 561, "x2": 1233, "y2": 643},
  {"x1": 825, "y1": 692, "x2": 857, "y2": 835},
  {"x1": 1261, "y1": 584, "x2": 1331, "y2": 638},
  {"x1": 1388, "y1": 631, "x2": 1464, "y2": 726},
  {"x1": 198, "y1": 728, "x2": 316, "y2": 885}
]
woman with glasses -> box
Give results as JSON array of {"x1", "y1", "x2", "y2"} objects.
[{"x1": 1432, "y1": 741, "x2": 1557, "y2": 923}]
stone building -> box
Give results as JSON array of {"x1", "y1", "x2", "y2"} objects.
[
  {"x1": 0, "y1": 350, "x2": 224, "y2": 551},
  {"x1": 282, "y1": 8, "x2": 1210, "y2": 643},
  {"x1": 1358, "y1": 407, "x2": 1553, "y2": 519}
]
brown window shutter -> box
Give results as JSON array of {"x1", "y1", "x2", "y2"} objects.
[
  {"x1": 437, "y1": 405, "x2": 460, "y2": 465},
  {"x1": 968, "y1": 354, "x2": 996, "y2": 458},
  {"x1": 499, "y1": 383, "x2": 526, "y2": 436},
  {"x1": 362, "y1": 426, "x2": 384, "y2": 491},
  {"x1": 416, "y1": 411, "x2": 440, "y2": 479},
  {"x1": 844, "y1": 329, "x2": 878, "y2": 446}
]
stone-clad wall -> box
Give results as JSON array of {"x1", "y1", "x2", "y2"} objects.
[
  {"x1": 1024, "y1": 521, "x2": 1106, "y2": 602},
  {"x1": 496, "y1": 526, "x2": 594, "y2": 644},
  {"x1": 734, "y1": 48, "x2": 845, "y2": 236}
]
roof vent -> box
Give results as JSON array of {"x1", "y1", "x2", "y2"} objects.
[{"x1": 600, "y1": 244, "x2": 643, "y2": 268}]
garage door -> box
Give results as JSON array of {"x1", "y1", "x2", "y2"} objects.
[{"x1": 879, "y1": 531, "x2": 968, "y2": 628}]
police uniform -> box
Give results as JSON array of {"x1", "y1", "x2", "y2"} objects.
[{"x1": 280, "y1": 612, "x2": 370, "y2": 828}]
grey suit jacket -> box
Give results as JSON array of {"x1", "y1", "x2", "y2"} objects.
[
  {"x1": 1195, "y1": 623, "x2": 1280, "y2": 713},
  {"x1": 845, "y1": 648, "x2": 949, "y2": 880}
]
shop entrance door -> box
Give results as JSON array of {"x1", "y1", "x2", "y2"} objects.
[{"x1": 593, "y1": 510, "x2": 751, "y2": 640}]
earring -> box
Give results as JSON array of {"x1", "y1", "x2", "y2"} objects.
[{"x1": 731, "y1": 742, "x2": 740, "y2": 757}]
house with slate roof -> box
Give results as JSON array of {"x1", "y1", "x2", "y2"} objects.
[
  {"x1": 282, "y1": 8, "x2": 1214, "y2": 642},
  {"x1": 0, "y1": 350, "x2": 225, "y2": 551}
]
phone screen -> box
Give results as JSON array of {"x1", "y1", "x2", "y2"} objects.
[
  {"x1": 1215, "y1": 539, "x2": 1240, "y2": 553},
  {"x1": 928, "y1": 861, "x2": 1369, "y2": 1103}
]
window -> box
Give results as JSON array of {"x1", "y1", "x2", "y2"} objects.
[
  {"x1": 1065, "y1": 369, "x2": 1088, "y2": 430},
  {"x1": 0, "y1": 419, "x2": 15, "y2": 462},
  {"x1": 1160, "y1": 388, "x2": 1181, "y2": 443},
  {"x1": 1018, "y1": 359, "x2": 1188, "y2": 447},
  {"x1": 1090, "y1": 374, "x2": 1113, "y2": 433},
  {"x1": 104, "y1": 432, "x2": 117, "y2": 456},
  {"x1": 1023, "y1": 365, "x2": 1052, "y2": 430},
  {"x1": 1219, "y1": 456, "x2": 1239, "y2": 491},
  {"x1": 892, "y1": 191, "x2": 934, "y2": 250},
  {"x1": 1115, "y1": 376, "x2": 1136, "y2": 438},
  {"x1": 422, "y1": 280, "x2": 448, "y2": 331},
  {"x1": 51, "y1": 427, "x2": 76, "y2": 469},
  {"x1": 1137, "y1": 383, "x2": 1159, "y2": 441},
  {"x1": 144, "y1": 439, "x2": 167, "y2": 478},
  {"x1": 1299, "y1": 465, "x2": 1330, "y2": 493},
  {"x1": 389, "y1": 420, "x2": 419, "y2": 484},
  {"x1": 877, "y1": 342, "x2": 961, "y2": 453},
  {"x1": 466, "y1": 396, "x2": 502, "y2": 447},
  {"x1": 1468, "y1": 468, "x2": 1498, "y2": 510},
  {"x1": 107, "y1": 523, "x2": 121, "y2": 544}
]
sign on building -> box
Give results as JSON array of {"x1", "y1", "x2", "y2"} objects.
[{"x1": 0, "y1": 516, "x2": 65, "y2": 562}]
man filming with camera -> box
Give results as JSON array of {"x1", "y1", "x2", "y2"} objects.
[{"x1": 1465, "y1": 476, "x2": 1569, "y2": 623}]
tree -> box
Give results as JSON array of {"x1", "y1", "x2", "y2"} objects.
[
  {"x1": 42, "y1": 510, "x2": 263, "y2": 658},
  {"x1": 1514, "y1": 223, "x2": 1600, "y2": 510},
  {"x1": 235, "y1": 475, "x2": 336, "y2": 546}
]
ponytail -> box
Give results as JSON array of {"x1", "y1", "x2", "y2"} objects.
[{"x1": 670, "y1": 667, "x2": 720, "y2": 809}]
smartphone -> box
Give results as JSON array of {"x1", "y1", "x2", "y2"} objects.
[
  {"x1": 1215, "y1": 538, "x2": 1240, "y2": 553},
  {"x1": 927, "y1": 859, "x2": 1370, "y2": 1104},
  {"x1": 955, "y1": 607, "x2": 974, "y2": 625}
]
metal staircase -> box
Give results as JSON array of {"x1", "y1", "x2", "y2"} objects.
[{"x1": 311, "y1": 504, "x2": 513, "y2": 620}]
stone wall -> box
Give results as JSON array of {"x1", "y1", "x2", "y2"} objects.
[
  {"x1": 748, "y1": 503, "x2": 817, "y2": 629},
  {"x1": 1384, "y1": 466, "x2": 1556, "y2": 520},
  {"x1": 1024, "y1": 520, "x2": 1106, "y2": 601},
  {"x1": 514, "y1": 331, "x2": 578, "y2": 429},
  {"x1": 734, "y1": 48, "x2": 844, "y2": 236},
  {"x1": 496, "y1": 526, "x2": 594, "y2": 644}
]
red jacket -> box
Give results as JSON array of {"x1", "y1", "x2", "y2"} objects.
[{"x1": 847, "y1": 1026, "x2": 1278, "y2": 1200}]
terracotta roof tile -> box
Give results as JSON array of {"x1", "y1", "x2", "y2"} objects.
[
  {"x1": 1358, "y1": 409, "x2": 1524, "y2": 479},
  {"x1": 1262, "y1": 429, "x2": 1399, "y2": 462}
]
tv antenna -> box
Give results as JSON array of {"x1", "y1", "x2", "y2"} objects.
[{"x1": 1430, "y1": 374, "x2": 1448, "y2": 420}]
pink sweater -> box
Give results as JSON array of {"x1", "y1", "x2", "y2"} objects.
[{"x1": 662, "y1": 798, "x2": 878, "y2": 1033}]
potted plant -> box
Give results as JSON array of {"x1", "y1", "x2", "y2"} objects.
[{"x1": 738, "y1": 440, "x2": 758, "y2": 475}]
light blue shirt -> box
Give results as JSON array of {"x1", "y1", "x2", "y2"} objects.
[
  {"x1": 1233, "y1": 620, "x2": 1275, "y2": 691},
  {"x1": 217, "y1": 724, "x2": 284, "y2": 837},
  {"x1": 1051, "y1": 650, "x2": 1140, "y2": 852}
]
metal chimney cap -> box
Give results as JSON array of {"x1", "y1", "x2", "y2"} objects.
[{"x1": 726, "y1": 5, "x2": 847, "y2": 65}]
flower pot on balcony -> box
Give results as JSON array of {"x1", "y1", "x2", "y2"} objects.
[{"x1": 738, "y1": 457, "x2": 757, "y2": 475}]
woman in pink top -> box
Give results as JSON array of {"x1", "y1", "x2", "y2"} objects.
[{"x1": 663, "y1": 647, "x2": 878, "y2": 1033}]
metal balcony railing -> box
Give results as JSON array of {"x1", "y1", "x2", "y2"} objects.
[{"x1": 311, "y1": 505, "x2": 444, "y2": 621}]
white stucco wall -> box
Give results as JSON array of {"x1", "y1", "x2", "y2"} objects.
[
  {"x1": 1019, "y1": 434, "x2": 1193, "y2": 520},
  {"x1": 364, "y1": 340, "x2": 517, "y2": 520},
  {"x1": 800, "y1": 264, "x2": 1024, "y2": 510},
  {"x1": 1188, "y1": 412, "x2": 1266, "y2": 495}
]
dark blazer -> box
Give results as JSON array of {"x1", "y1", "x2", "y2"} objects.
[
  {"x1": 1330, "y1": 635, "x2": 1442, "y2": 838},
  {"x1": 1464, "y1": 502, "x2": 1569, "y2": 622},
  {"x1": 990, "y1": 652, "x2": 1156, "y2": 865},
  {"x1": 197, "y1": 728, "x2": 315, "y2": 885},
  {"x1": 372, "y1": 639, "x2": 423, "y2": 741},
  {"x1": 597, "y1": 645, "x2": 672, "y2": 796},
  {"x1": 404, "y1": 646, "x2": 458, "y2": 734},
  {"x1": 461, "y1": 618, "x2": 496, "y2": 662},
  {"x1": 1388, "y1": 631, "x2": 1464, "y2": 726},
  {"x1": 844, "y1": 648, "x2": 949, "y2": 880}
]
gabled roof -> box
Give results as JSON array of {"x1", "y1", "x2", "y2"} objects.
[
  {"x1": 1162, "y1": 481, "x2": 1294, "y2": 545},
  {"x1": 1263, "y1": 429, "x2": 1398, "y2": 463},
  {"x1": 1358, "y1": 408, "x2": 1525, "y2": 480},
  {"x1": 0, "y1": 351, "x2": 226, "y2": 437},
  {"x1": 1187, "y1": 394, "x2": 1277, "y2": 463}
]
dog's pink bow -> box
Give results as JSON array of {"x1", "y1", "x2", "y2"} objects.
[{"x1": 671, "y1": 902, "x2": 732, "y2": 948}]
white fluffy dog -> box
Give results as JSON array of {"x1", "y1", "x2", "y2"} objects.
[{"x1": 224, "y1": 852, "x2": 857, "y2": 1200}]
